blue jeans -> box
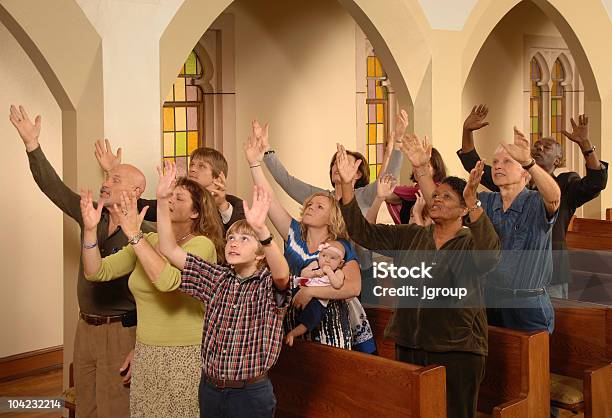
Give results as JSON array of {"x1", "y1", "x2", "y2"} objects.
[
  {"x1": 486, "y1": 293, "x2": 555, "y2": 334},
  {"x1": 199, "y1": 375, "x2": 276, "y2": 418}
]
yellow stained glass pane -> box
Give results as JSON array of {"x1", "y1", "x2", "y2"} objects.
[
  {"x1": 163, "y1": 133, "x2": 174, "y2": 157},
  {"x1": 376, "y1": 85, "x2": 383, "y2": 99},
  {"x1": 163, "y1": 107, "x2": 174, "y2": 132},
  {"x1": 376, "y1": 104, "x2": 384, "y2": 123},
  {"x1": 176, "y1": 132, "x2": 187, "y2": 155},
  {"x1": 175, "y1": 107, "x2": 187, "y2": 131},
  {"x1": 377, "y1": 124, "x2": 384, "y2": 143},
  {"x1": 375, "y1": 58, "x2": 383, "y2": 77},
  {"x1": 551, "y1": 116, "x2": 556, "y2": 133},
  {"x1": 552, "y1": 100, "x2": 557, "y2": 115},
  {"x1": 369, "y1": 165, "x2": 377, "y2": 183},
  {"x1": 174, "y1": 77, "x2": 186, "y2": 102},
  {"x1": 368, "y1": 124, "x2": 376, "y2": 144},
  {"x1": 377, "y1": 164, "x2": 382, "y2": 175},
  {"x1": 369, "y1": 144, "x2": 377, "y2": 163},
  {"x1": 164, "y1": 86, "x2": 174, "y2": 103},
  {"x1": 367, "y1": 57, "x2": 375, "y2": 77},
  {"x1": 531, "y1": 100, "x2": 538, "y2": 115},
  {"x1": 179, "y1": 64, "x2": 185, "y2": 75},
  {"x1": 185, "y1": 52, "x2": 197, "y2": 75},
  {"x1": 187, "y1": 131, "x2": 198, "y2": 154}
]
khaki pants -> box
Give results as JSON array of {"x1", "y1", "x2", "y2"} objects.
[{"x1": 73, "y1": 319, "x2": 136, "y2": 418}]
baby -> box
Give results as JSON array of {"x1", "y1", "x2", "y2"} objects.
[{"x1": 285, "y1": 241, "x2": 346, "y2": 346}]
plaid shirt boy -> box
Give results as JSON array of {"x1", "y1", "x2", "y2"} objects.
[{"x1": 165, "y1": 253, "x2": 290, "y2": 381}]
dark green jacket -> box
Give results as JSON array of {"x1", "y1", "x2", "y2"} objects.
[{"x1": 341, "y1": 196, "x2": 500, "y2": 355}]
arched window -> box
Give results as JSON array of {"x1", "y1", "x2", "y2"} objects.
[
  {"x1": 551, "y1": 58, "x2": 565, "y2": 146},
  {"x1": 162, "y1": 50, "x2": 204, "y2": 177},
  {"x1": 529, "y1": 57, "x2": 543, "y2": 143},
  {"x1": 366, "y1": 54, "x2": 388, "y2": 183}
]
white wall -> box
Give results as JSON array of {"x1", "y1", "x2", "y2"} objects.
[{"x1": 0, "y1": 22, "x2": 62, "y2": 357}]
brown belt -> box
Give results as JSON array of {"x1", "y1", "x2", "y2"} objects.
[
  {"x1": 80, "y1": 312, "x2": 123, "y2": 326},
  {"x1": 204, "y1": 372, "x2": 268, "y2": 389}
]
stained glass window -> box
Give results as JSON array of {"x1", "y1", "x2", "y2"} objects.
[
  {"x1": 366, "y1": 55, "x2": 388, "y2": 183},
  {"x1": 529, "y1": 57, "x2": 543, "y2": 143},
  {"x1": 551, "y1": 59, "x2": 565, "y2": 147},
  {"x1": 162, "y1": 50, "x2": 204, "y2": 177}
]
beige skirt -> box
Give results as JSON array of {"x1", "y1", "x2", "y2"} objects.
[{"x1": 130, "y1": 341, "x2": 201, "y2": 418}]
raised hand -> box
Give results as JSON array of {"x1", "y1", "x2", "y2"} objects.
[
  {"x1": 392, "y1": 109, "x2": 409, "y2": 143},
  {"x1": 463, "y1": 105, "x2": 489, "y2": 132},
  {"x1": 399, "y1": 133, "x2": 432, "y2": 168},
  {"x1": 501, "y1": 127, "x2": 531, "y2": 166},
  {"x1": 243, "y1": 185, "x2": 271, "y2": 234},
  {"x1": 80, "y1": 189, "x2": 104, "y2": 231},
  {"x1": 243, "y1": 120, "x2": 267, "y2": 164},
  {"x1": 335, "y1": 143, "x2": 362, "y2": 184},
  {"x1": 95, "y1": 139, "x2": 122, "y2": 172},
  {"x1": 376, "y1": 174, "x2": 397, "y2": 200},
  {"x1": 464, "y1": 160, "x2": 484, "y2": 204},
  {"x1": 111, "y1": 191, "x2": 148, "y2": 239},
  {"x1": 252, "y1": 120, "x2": 270, "y2": 153},
  {"x1": 413, "y1": 190, "x2": 427, "y2": 212},
  {"x1": 562, "y1": 114, "x2": 589, "y2": 149},
  {"x1": 206, "y1": 172, "x2": 228, "y2": 208},
  {"x1": 156, "y1": 160, "x2": 177, "y2": 200},
  {"x1": 9, "y1": 105, "x2": 41, "y2": 151}
]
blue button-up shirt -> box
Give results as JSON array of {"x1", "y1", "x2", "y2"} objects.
[{"x1": 479, "y1": 188, "x2": 557, "y2": 289}]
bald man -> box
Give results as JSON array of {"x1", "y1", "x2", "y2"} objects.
[{"x1": 10, "y1": 105, "x2": 152, "y2": 418}]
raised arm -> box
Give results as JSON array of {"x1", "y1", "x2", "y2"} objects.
[
  {"x1": 243, "y1": 185, "x2": 290, "y2": 290},
  {"x1": 256, "y1": 121, "x2": 326, "y2": 204},
  {"x1": 562, "y1": 115, "x2": 608, "y2": 207},
  {"x1": 503, "y1": 127, "x2": 560, "y2": 215},
  {"x1": 156, "y1": 161, "x2": 188, "y2": 269},
  {"x1": 245, "y1": 122, "x2": 292, "y2": 239},
  {"x1": 94, "y1": 138, "x2": 122, "y2": 172},
  {"x1": 457, "y1": 105, "x2": 498, "y2": 192},
  {"x1": 10, "y1": 105, "x2": 82, "y2": 221},
  {"x1": 365, "y1": 174, "x2": 397, "y2": 223},
  {"x1": 400, "y1": 133, "x2": 436, "y2": 206},
  {"x1": 80, "y1": 190, "x2": 105, "y2": 277}
]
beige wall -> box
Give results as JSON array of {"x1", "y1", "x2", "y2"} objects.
[
  {"x1": 462, "y1": 1, "x2": 561, "y2": 164},
  {"x1": 228, "y1": 0, "x2": 358, "y2": 216},
  {"x1": 0, "y1": 22, "x2": 62, "y2": 357}
]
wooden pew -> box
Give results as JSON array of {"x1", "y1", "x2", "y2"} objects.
[
  {"x1": 269, "y1": 339, "x2": 446, "y2": 418},
  {"x1": 565, "y1": 231, "x2": 612, "y2": 251},
  {"x1": 568, "y1": 217, "x2": 612, "y2": 237},
  {"x1": 606, "y1": 208, "x2": 611, "y2": 221},
  {"x1": 365, "y1": 307, "x2": 550, "y2": 418},
  {"x1": 550, "y1": 298, "x2": 612, "y2": 417}
]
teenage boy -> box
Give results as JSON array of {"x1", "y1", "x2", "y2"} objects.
[{"x1": 148, "y1": 162, "x2": 289, "y2": 418}]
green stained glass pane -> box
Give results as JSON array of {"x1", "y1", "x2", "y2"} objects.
[
  {"x1": 552, "y1": 100, "x2": 557, "y2": 115},
  {"x1": 176, "y1": 132, "x2": 187, "y2": 155},
  {"x1": 185, "y1": 52, "x2": 197, "y2": 75},
  {"x1": 369, "y1": 165, "x2": 377, "y2": 183},
  {"x1": 531, "y1": 117, "x2": 538, "y2": 133}
]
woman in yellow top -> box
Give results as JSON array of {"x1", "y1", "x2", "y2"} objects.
[{"x1": 80, "y1": 175, "x2": 224, "y2": 418}]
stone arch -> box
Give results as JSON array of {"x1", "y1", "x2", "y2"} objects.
[{"x1": 159, "y1": 0, "x2": 432, "y2": 110}]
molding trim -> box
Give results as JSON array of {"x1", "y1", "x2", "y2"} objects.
[{"x1": 0, "y1": 346, "x2": 63, "y2": 382}]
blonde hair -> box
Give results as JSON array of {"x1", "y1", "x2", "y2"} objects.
[
  {"x1": 226, "y1": 220, "x2": 267, "y2": 269},
  {"x1": 299, "y1": 192, "x2": 349, "y2": 242}
]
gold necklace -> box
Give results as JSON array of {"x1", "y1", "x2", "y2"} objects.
[{"x1": 176, "y1": 232, "x2": 193, "y2": 243}]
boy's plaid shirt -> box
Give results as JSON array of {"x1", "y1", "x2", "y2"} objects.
[{"x1": 180, "y1": 253, "x2": 290, "y2": 380}]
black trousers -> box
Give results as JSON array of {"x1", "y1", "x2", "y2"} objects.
[{"x1": 395, "y1": 345, "x2": 486, "y2": 418}]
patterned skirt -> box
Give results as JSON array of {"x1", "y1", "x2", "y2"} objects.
[{"x1": 130, "y1": 341, "x2": 201, "y2": 418}]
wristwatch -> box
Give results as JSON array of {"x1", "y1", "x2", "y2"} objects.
[
  {"x1": 264, "y1": 149, "x2": 275, "y2": 156},
  {"x1": 582, "y1": 144, "x2": 596, "y2": 157},
  {"x1": 468, "y1": 200, "x2": 482, "y2": 212},
  {"x1": 521, "y1": 159, "x2": 536, "y2": 170},
  {"x1": 259, "y1": 234, "x2": 274, "y2": 246},
  {"x1": 128, "y1": 231, "x2": 144, "y2": 245}
]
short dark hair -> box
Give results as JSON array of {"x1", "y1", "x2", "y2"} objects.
[
  {"x1": 440, "y1": 176, "x2": 467, "y2": 207},
  {"x1": 329, "y1": 150, "x2": 370, "y2": 189},
  {"x1": 410, "y1": 147, "x2": 447, "y2": 183},
  {"x1": 190, "y1": 147, "x2": 228, "y2": 178}
]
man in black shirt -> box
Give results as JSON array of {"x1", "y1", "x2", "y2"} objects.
[{"x1": 457, "y1": 105, "x2": 608, "y2": 298}]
